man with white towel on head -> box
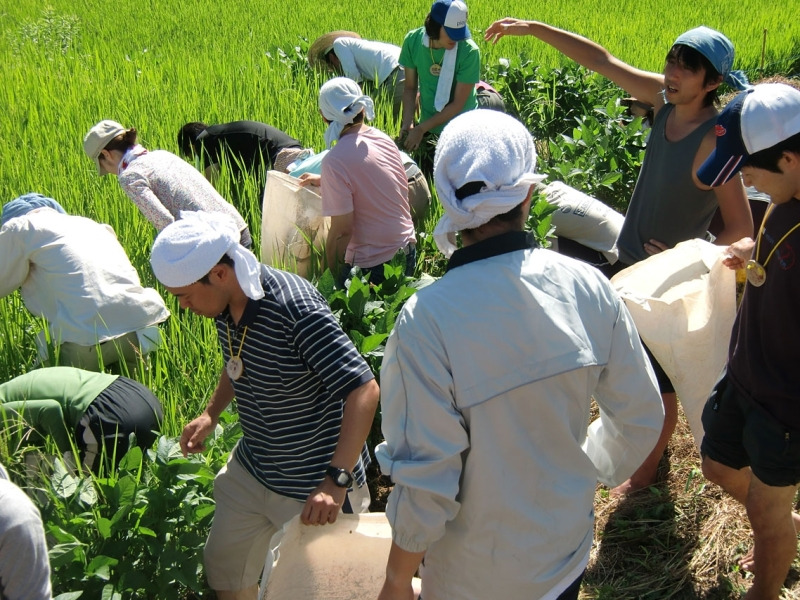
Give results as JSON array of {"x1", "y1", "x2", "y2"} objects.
[
  {"x1": 375, "y1": 110, "x2": 663, "y2": 600},
  {"x1": 150, "y1": 211, "x2": 379, "y2": 600}
]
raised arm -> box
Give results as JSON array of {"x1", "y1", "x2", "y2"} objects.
[{"x1": 485, "y1": 18, "x2": 666, "y2": 111}]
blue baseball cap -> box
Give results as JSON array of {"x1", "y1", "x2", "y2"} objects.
[
  {"x1": 698, "y1": 84, "x2": 800, "y2": 187},
  {"x1": 673, "y1": 26, "x2": 749, "y2": 91},
  {"x1": 430, "y1": 0, "x2": 470, "y2": 42},
  {"x1": 1, "y1": 193, "x2": 67, "y2": 227}
]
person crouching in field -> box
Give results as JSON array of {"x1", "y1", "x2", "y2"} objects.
[
  {"x1": 298, "y1": 77, "x2": 416, "y2": 286},
  {"x1": 398, "y1": 0, "x2": 480, "y2": 173},
  {"x1": 308, "y1": 31, "x2": 406, "y2": 119},
  {"x1": 83, "y1": 120, "x2": 253, "y2": 248},
  {"x1": 375, "y1": 110, "x2": 664, "y2": 600},
  {"x1": 0, "y1": 194, "x2": 169, "y2": 372},
  {"x1": 697, "y1": 83, "x2": 800, "y2": 600},
  {"x1": 177, "y1": 120, "x2": 306, "y2": 179},
  {"x1": 0, "y1": 367, "x2": 163, "y2": 473},
  {"x1": 150, "y1": 211, "x2": 379, "y2": 600}
]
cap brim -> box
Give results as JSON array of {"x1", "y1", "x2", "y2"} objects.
[
  {"x1": 697, "y1": 148, "x2": 745, "y2": 188},
  {"x1": 443, "y1": 24, "x2": 470, "y2": 42}
]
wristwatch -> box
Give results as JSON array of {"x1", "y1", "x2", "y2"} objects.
[{"x1": 325, "y1": 466, "x2": 354, "y2": 488}]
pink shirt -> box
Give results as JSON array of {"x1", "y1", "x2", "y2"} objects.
[{"x1": 321, "y1": 127, "x2": 415, "y2": 268}]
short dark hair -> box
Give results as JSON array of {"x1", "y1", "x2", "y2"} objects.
[
  {"x1": 746, "y1": 132, "x2": 800, "y2": 173},
  {"x1": 198, "y1": 253, "x2": 235, "y2": 284},
  {"x1": 461, "y1": 201, "x2": 526, "y2": 239},
  {"x1": 103, "y1": 128, "x2": 138, "y2": 153},
  {"x1": 177, "y1": 122, "x2": 208, "y2": 157},
  {"x1": 666, "y1": 44, "x2": 722, "y2": 107},
  {"x1": 424, "y1": 13, "x2": 442, "y2": 40}
]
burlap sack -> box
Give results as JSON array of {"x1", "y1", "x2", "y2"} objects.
[
  {"x1": 260, "y1": 512, "x2": 421, "y2": 600},
  {"x1": 544, "y1": 181, "x2": 625, "y2": 262},
  {"x1": 261, "y1": 170, "x2": 329, "y2": 279},
  {"x1": 610, "y1": 239, "x2": 737, "y2": 450}
]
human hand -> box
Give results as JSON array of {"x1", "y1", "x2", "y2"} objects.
[
  {"x1": 484, "y1": 18, "x2": 532, "y2": 44},
  {"x1": 300, "y1": 478, "x2": 347, "y2": 525},
  {"x1": 643, "y1": 238, "x2": 669, "y2": 256},
  {"x1": 297, "y1": 173, "x2": 321, "y2": 188},
  {"x1": 179, "y1": 413, "x2": 216, "y2": 457},
  {"x1": 722, "y1": 237, "x2": 754, "y2": 270},
  {"x1": 403, "y1": 127, "x2": 425, "y2": 152}
]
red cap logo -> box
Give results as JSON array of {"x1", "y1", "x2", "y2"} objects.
[{"x1": 714, "y1": 124, "x2": 726, "y2": 137}]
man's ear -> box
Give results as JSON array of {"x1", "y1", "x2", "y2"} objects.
[
  {"x1": 705, "y1": 74, "x2": 723, "y2": 93},
  {"x1": 781, "y1": 151, "x2": 800, "y2": 171},
  {"x1": 207, "y1": 263, "x2": 230, "y2": 284}
]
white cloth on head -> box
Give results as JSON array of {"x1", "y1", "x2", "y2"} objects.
[
  {"x1": 319, "y1": 77, "x2": 375, "y2": 149},
  {"x1": 422, "y1": 33, "x2": 458, "y2": 112},
  {"x1": 433, "y1": 110, "x2": 545, "y2": 257},
  {"x1": 150, "y1": 211, "x2": 264, "y2": 300}
]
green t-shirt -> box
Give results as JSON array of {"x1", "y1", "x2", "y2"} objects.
[
  {"x1": 0, "y1": 367, "x2": 116, "y2": 450},
  {"x1": 399, "y1": 27, "x2": 480, "y2": 134}
]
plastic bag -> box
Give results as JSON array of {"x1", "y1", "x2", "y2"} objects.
[
  {"x1": 610, "y1": 239, "x2": 737, "y2": 449},
  {"x1": 261, "y1": 170, "x2": 329, "y2": 280}
]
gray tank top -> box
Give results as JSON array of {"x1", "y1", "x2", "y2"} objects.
[{"x1": 616, "y1": 104, "x2": 717, "y2": 265}]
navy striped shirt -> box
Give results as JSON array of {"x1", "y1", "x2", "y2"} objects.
[{"x1": 216, "y1": 265, "x2": 374, "y2": 501}]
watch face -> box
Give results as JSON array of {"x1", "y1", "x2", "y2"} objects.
[{"x1": 327, "y1": 466, "x2": 353, "y2": 487}]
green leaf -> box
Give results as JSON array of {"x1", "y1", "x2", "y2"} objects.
[
  {"x1": 87, "y1": 555, "x2": 119, "y2": 581},
  {"x1": 96, "y1": 517, "x2": 112, "y2": 540},
  {"x1": 359, "y1": 333, "x2": 388, "y2": 354}
]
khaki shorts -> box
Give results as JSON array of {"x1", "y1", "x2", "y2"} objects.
[{"x1": 204, "y1": 450, "x2": 370, "y2": 591}]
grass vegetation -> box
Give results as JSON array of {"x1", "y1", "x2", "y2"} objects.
[{"x1": 0, "y1": 0, "x2": 799, "y2": 597}]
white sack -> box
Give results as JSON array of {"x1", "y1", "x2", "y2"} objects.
[
  {"x1": 544, "y1": 181, "x2": 624, "y2": 262},
  {"x1": 260, "y1": 512, "x2": 420, "y2": 600},
  {"x1": 610, "y1": 239, "x2": 737, "y2": 450}
]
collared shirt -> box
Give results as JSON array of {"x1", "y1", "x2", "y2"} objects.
[
  {"x1": 217, "y1": 265, "x2": 374, "y2": 501},
  {"x1": 377, "y1": 231, "x2": 663, "y2": 599},
  {"x1": 0, "y1": 209, "x2": 169, "y2": 347}
]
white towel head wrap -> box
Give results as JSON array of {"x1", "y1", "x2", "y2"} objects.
[
  {"x1": 433, "y1": 110, "x2": 546, "y2": 257},
  {"x1": 318, "y1": 77, "x2": 375, "y2": 149},
  {"x1": 150, "y1": 211, "x2": 265, "y2": 300}
]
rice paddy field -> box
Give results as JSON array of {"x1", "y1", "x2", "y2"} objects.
[{"x1": 1, "y1": 0, "x2": 799, "y2": 597}]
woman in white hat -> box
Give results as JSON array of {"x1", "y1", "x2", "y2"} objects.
[
  {"x1": 309, "y1": 31, "x2": 406, "y2": 119},
  {"x1": 83, "y1": 120, "x2": 252, "y2": 247}
]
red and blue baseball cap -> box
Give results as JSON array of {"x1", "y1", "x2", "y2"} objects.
[
  {"x1": 430, "y1": 0, "x2": 470, "y2": 42},
  {"x1": 697, "y1": 83, "x2": 800, "y2": 187}
]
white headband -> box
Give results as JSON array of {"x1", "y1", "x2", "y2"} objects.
[
  {"x1": 318, "y1": 77, "x2": 375, "y2": 149},
  {"x1": 150, "y1": 211, "x2": 265, "y2": 300},
  {"x1": 433, "y1": 110, "x2": 545, "y2": 257}
]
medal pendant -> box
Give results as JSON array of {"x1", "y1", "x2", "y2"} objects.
[
  {"x1": 226, "y1": 357, "x2": 244, "y2": 380},
  {"x1": 430, "y1": 64, "x2": 441, "y2": 76},
  {"x1": 745, "y1": 259, "x2": 767, "y2": 287}
]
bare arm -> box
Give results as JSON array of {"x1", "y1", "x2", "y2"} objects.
[
  {"x1": 400, "y1": 68, "x2": 419, "y2": 133},
  {"x1": 300, "y1": 378, "x2": 379, "y2": 525},
  {"x1": 694, "y1": 131, "x2": 753, "y2": 246},
  {"x1": 325, "y1": 212, "x2": 354, "y2": 274},
  {"x1": 179, "y1": 370, "x2": 235, "y2": 457},
  {"x1": 485, "y1": 18, "x2": 666, "y2": 111},
  {"x1": 404, "y1": 81, "x2": 474, "y2": 151},
  {"x1": 377, "y1": 542, "x2": 426, "y2": 600}
]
